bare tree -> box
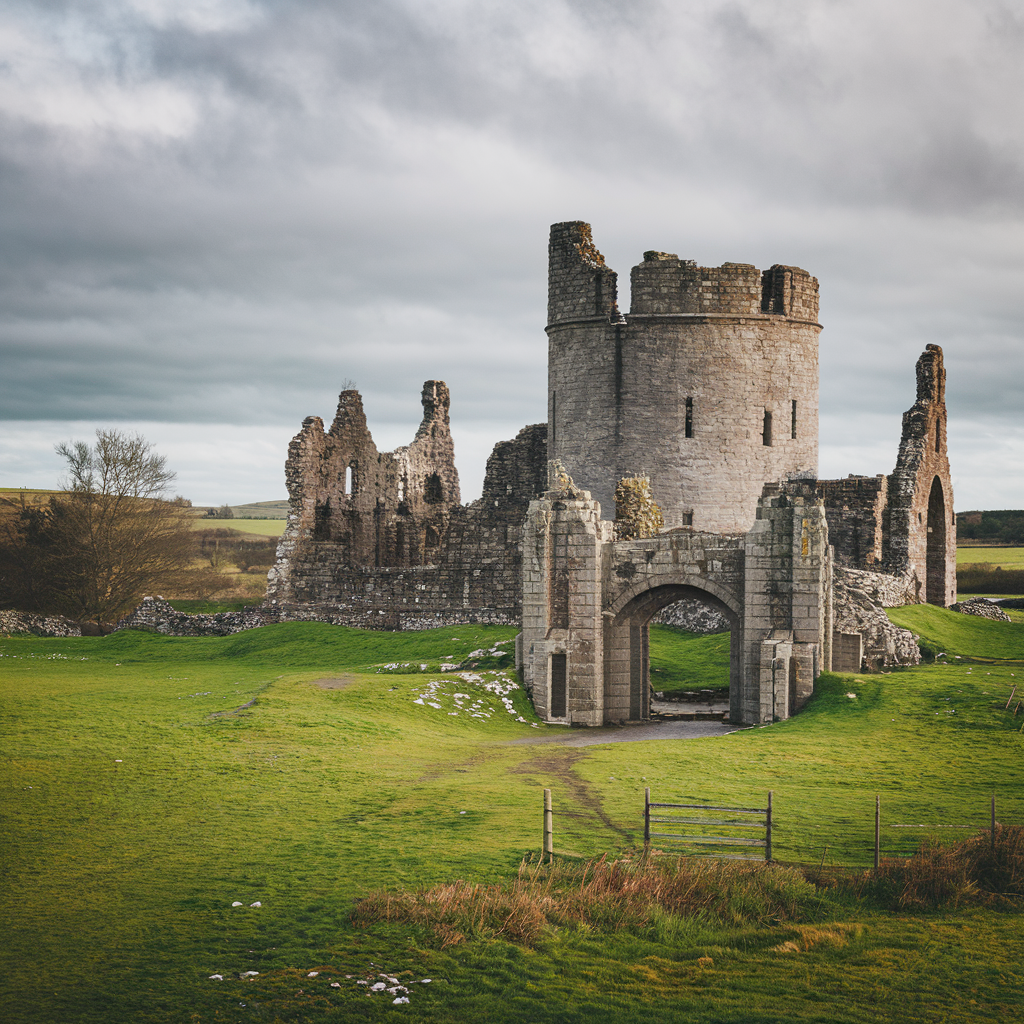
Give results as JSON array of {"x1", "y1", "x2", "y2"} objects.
[{"x1": 0, "y1": 430, "x2": 197, "y2": 623}]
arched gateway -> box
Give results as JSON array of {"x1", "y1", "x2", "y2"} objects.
[{"x1": 519, "y1": 474, "x2": 833, "y2": 727}]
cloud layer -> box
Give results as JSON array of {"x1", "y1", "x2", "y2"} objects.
[{"x1": 1, "y1": 0, "x2": 1022, "y2": 506}]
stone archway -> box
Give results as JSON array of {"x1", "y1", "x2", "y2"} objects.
[
  {"x1": 926, "y1": 475, "x2": 947, "y2": 606},
  {"x1": 606, "y1": 582, "x2": 742, "y2": 724},
  {"x1": 520, "y1": 477, "x2": 831, "y2": 727}
]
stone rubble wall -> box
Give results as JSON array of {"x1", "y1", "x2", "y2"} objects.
[
  {"x1": 0, "y1": 610, "x2": 82, "y2": 637},
  {"x1": 951, "y1": 597, "x2": 1012, "y2": 622},
  {"x1": 652, "y1": 598, "x2": 732, "y2": 634},
  {"x1": 115, "y1": 597, "x2": 267, "y2": 636},
  {"x1": 831, "y1": 566, "x2": 921, "y2": 671}
]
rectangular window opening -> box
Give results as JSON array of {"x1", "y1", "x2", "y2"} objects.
[
  {"x1": 791, "y1": 399, "x2": 797, "y2": 440},
  {"x1": 684, "y1": 397, "x2": 693, "y2": 439},
  {"x1": 762, "y1": 409, "x2": 773, "y2": 447},
  {"x1": 550, "y1": 653, "x2": 567, "y2": 718}
]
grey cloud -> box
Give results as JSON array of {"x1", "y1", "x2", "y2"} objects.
[{"x1": 0, "y1": 0, "x2": 1022, "y2": 507}]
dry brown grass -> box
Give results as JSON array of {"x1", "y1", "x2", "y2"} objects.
[
  {"x1": 352, "y1": 853, "x2": 820, "y2": 947},
  {"x1": 817, "y1": 825, "x2": 1024, "y2": 910},
  {"x1": 354, "y1": 828, "x2": 1024, "y2": 948}
]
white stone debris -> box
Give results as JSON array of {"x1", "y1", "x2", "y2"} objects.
[
  {"x1": 393, "y1": 996, "x2": 410, "y2": 1004},
  {"x1": 307, "y1": 971, "x2": 319, "y2": 977},
  {"x1": 231, "y1": 901, "x2": 243, "y2": 907},
  {"x1": 209, "y1": 974, "x2": 223, "y2": 981},
  {"x1": 250, "y1": 901, "x2": 261, "y2": 907},
  {"x1": 331, "y1": 982, "x2": 341, "y2": 988},
  {"x1": 370, "y1": 982, "x2": 386, "y2": 991},
  {"x1": 240, "y1": 971, "x2": 259, "y2": 977}
]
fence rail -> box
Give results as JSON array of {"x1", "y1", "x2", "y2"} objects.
[
  {"x1": 541, "y1": 789, "x2": 1008, "y2": 868},
  {"x1": 644, "y1": 788, "x2": 773, "y2": 861}
]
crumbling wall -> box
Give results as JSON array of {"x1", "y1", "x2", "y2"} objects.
[
  {"x1": 831, "y1": 566, "x2": 921, "y2": 671},
  {"x1": 817, "y1": 475, "x2": 888, "y2": 568},
  {"x1": 266, "y1": 391, "x2": 548, "y2": 626},
  {"x1": 886, "y1": 345, "x2": 956, "y2": 606}
]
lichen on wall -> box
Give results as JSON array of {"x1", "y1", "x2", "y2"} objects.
[{"x1": 613, "y1": 475, "x2": 664, "y2": 540}]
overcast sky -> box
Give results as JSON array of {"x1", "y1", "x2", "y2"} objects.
[{"x1": 1, "y1": 0, "x2": 1022, "y2": 509}]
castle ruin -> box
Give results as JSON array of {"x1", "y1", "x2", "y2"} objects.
[{"x1": 267, "y1": 221, "x2": 956, "y2": 725}]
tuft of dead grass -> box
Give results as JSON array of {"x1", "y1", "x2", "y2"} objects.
[
  {"x1": 353, "y1": 828, "x2": 1024, "y2": 948},
  {"x1": 352, "y1": 853, "x2": 820, "y2": 947}
]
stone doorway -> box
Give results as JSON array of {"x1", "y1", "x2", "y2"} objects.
[{"x1": 605, "y1": 584, "x2": 741, "y2": 724}]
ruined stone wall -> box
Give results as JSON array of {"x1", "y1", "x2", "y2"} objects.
[
  {"x1": 832, "y1": 566, "x2": 921, "y2": 670},
  {"x1": 546, "y1": 223, "x2": 820, "y2": 534},
  {"x1": 267, "y1": 401, "x2": 548, "y2": 625},
  {"x1": 818, "y1": 475, "x2": 888, "y2": 568},
  {"x1": 886, "y1": 345, "x2": 956, "y2": 606}
]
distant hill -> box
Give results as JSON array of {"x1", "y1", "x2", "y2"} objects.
[
  {"x1": 958, "y1": 510, "x2": 1024, "y2": 544},
  {"x1": 195, "y1": 500, "x2": 290, "y2": 520}
]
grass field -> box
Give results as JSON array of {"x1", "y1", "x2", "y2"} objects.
[
  {"x1": 2, "y1": 614, "x2": 1024, "y2": 1022},
  {"x1": 958, "y1": 546, "x2": 1024, "y2": 567},
  {"x1": 193, "y1": 517, "x2": 288, "y2": 537}
]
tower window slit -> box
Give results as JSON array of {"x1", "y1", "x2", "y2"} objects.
[
  {"x1": 763, "y1": 409, "x2": 773, "y2": 447},
  {"x1": 791, "y1": 399, "x2": 797, "y2": 439},
  {"x1": 685, "y1": 397, "x2": 693, "y2": 438}
]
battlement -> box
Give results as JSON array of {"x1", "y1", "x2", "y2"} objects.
[{"x1": 630, "y1": 254, "x2": 819, "y2": 319}]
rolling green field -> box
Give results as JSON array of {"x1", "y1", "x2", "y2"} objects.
[
  {"x1": 192, "y1": 517, "x2": 288, "y2": 537},
  {"x1": 2, "y1": 614, "x2": 1024, "y2": 1022},
  {"x1": 958, "y1": 546, "x2": 1024, "y2": 567}
]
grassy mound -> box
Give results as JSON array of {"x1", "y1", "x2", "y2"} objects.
[{"x1": 887, "y1": 603, "x2": 1024, "y2": 661}]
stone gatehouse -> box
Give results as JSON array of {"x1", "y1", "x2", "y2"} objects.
[{"x1": 266, "y1": 221, "x2": 956, "y2": 725}]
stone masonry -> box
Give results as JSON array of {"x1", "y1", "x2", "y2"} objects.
[
  {"x1": 819, "y1": 345, "x2": 956, "y2": 607},
  {"x1": 265, "y1": 381, "x2": 548, "y2": 628},
  {"x1": 256, "y1": 220, "x2": 956, "y2": 724}
]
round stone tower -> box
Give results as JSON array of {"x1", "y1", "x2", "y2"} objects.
[{"x1": 547, "y1": 221, "x2": 821, "y2": 533}]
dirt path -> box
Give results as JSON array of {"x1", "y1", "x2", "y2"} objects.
[
  {"x1": 508, "y1": 719, "x2": 743, "y2": 746},
  {"x1": 508, "y1": 747, "x2": 632, "y2": 839}
]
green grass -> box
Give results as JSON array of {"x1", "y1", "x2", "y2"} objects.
[
  {"x1": 3, "y1": 620, "x2": 1024, "y2": 1022},
  {"x1": 649, "y1": 625, "x2": 730, "y2": 694},
  {"x1": 166, "y1": 598, "x2": 259, "y2": 614},
  {"x1": 191, "y1": 517, "x2": 287, "y2": 536},
  {"x1": 887, "y1": 603, "x2": 1024, "y2": 662},
  {"x1": 957, "y1": 546, "x2": 1024, "y2": 567}
]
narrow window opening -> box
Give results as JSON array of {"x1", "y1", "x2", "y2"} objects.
[
  {"x1": 684, "y1": 397, "x2": 693, "y2": 438},
  {"x1": 344, "y1": 466, "x2": 353, "y2": 495},
  {"x1": 791, "y1": 399, "x2": 797, "y2": 439},
  {"x1": 397, "y1": 476, "x2": 405, "y2": 503},
  {"x1": 762, "y1": 409, "x2": 773, "y2": 447},
  {"x1": 680, "y1": 510, "x2": 694, "y2": 527},
  {"x1": 935, "y1": 419, "x2": 941, "y2": 453},
  {"x1": 550, "y1": 653, "x2": 567, "y2": 718},
  {"x1": 424, "y1": 472, "x2": 444, "y2": 504}
]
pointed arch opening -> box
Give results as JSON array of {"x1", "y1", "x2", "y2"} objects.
[{"x1": 926, "y1": 475, "x2": 948, "y2": 606}]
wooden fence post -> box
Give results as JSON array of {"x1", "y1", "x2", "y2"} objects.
[
  {"x1": 644, "y1": 787, "x2": 651, "y2": 848},
  {"x1": 874, "y1": 794, "x2": 880, "y2": 870},
  {"x1": 766, "y1": 791, "x2": 773, "y2": 864},
  {"x1": 543, "y1": 788, "x2": 553, "y2": 863}
]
